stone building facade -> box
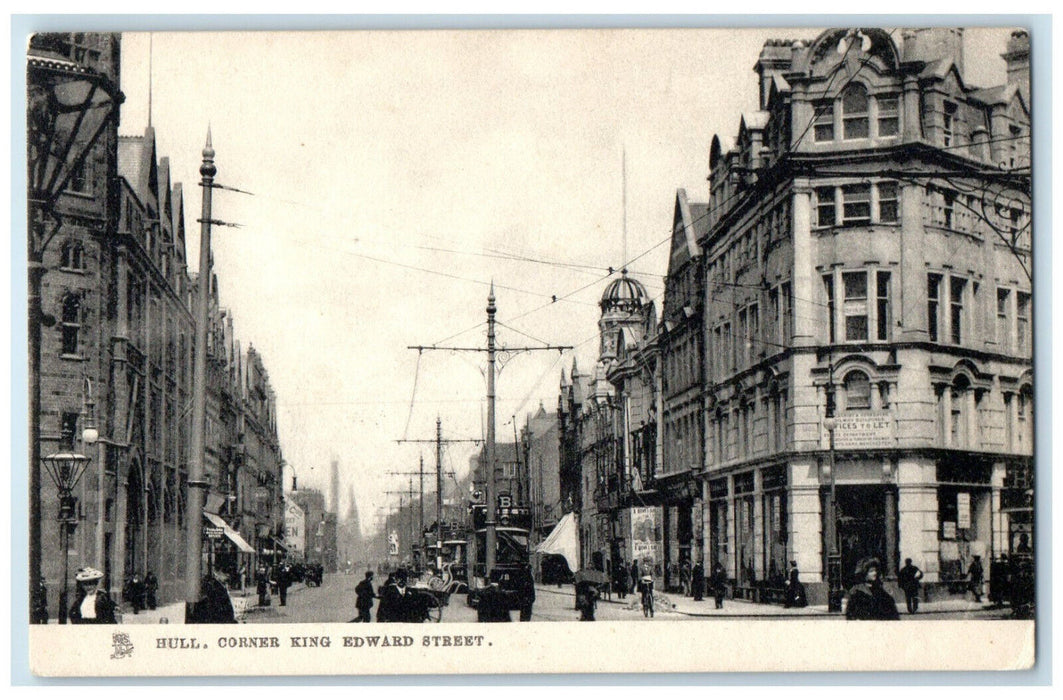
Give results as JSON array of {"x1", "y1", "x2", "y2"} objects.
[
  {"x1": 699, "y1": 28, "x2": 1032, "y2": 602},
  {"x1": 30, "y1": 33, "x2": 286, "y2": 616}
]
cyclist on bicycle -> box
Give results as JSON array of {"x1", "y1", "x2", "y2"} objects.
[{"x1": 638, "y1": 575, "x2": 654, "y2": 618}]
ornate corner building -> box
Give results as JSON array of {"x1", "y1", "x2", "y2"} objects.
[{"x1": 698, "y1": 28, "x2": 1032, "y2": 602}]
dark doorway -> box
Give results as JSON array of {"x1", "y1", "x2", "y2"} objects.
[{"x1": 824, "y1": 485, "x2": 897, "y2": 587}]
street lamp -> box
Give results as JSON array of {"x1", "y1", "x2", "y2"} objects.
[
  {"x1": 27, "y1": 44, "x2": 121, "y2": 624},
  {"x1": 824, "y1": 366, "x2": 843, "y2": 612},
  {"x1": 40, "y1": 436, "x2": 96, "y2": 623}
]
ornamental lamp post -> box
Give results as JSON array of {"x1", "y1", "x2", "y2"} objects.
[
  {"x1": 823, "y1": 358, "x2": 843, "y2": 612},
  {"x1": 27, "y1": 45, "x2": 121, "y2": 624},
  {"x1": 41, "y1": 440, "x2": 95, "y2": 624}
]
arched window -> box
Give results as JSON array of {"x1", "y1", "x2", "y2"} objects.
[
  {"x1": 844, "y1": 370, "x2": 871, "y2": 410},
  {"x1": 842, "y1": 84, "x2": 870, "y2": 139},
  {"x1": 60, "y1": 294, "x2": 81, "y2": 355}
]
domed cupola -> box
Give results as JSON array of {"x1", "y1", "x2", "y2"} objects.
[{"x1": 600, "y1": 269, "x2": 648, "y2": 313}]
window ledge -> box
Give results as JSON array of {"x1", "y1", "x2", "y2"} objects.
[
  {"x1": 59, "y1": 353, "x2": 86, "y2": 362},
  {"x1": 58, "y1": 267, "x2": 87, "y2": 275}
]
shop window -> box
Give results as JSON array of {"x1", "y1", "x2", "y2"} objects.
[
  {"x1": 844, "y1": 371, "x2": 871, "y2": 411},
  {"x1": 841, "y1": 84, "x2": 870, "y2": 140},
  {"x1": 877, "y1": 93, "x2": 900, "y2": 137}
]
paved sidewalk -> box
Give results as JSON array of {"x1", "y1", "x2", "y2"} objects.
[
  {"x1": 121, "y1": 585, "x2": 305, "y2": 624},
  {"x1": 536, "y1": 584, "x2": 987, "y2": 617}
]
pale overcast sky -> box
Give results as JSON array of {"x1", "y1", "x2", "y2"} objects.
[{"x1": 116, "y1": 27, "x2": 1015, "y2": 537}]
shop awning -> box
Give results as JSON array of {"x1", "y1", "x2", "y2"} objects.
[{"x1": 203, "y1": 512, "x2": 255, "y2": 554}]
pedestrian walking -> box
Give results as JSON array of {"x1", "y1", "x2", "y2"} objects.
[
  {"x1": 711, "y1": 561, "x2": 727, "y2": 609},
  {"x1": 125, "y1": 572, "x2": 144, "y2": 614},
  {"x1": 897, "y1": 558, "x2": 923, "y2": 614},
  {"x1": 143, "y1": 571, "x2": 158, "y2": 610},
  {"x1": 275, "y1": 561, "x2": 293, "y2": 606},
  {"x1": 353, "y1": 571, "x2": 376, "y2": 622},
  {"x1": 614, "y1": 560, "x2": 629, "y2": 601},
  {"x1": 989, "y1": 554, "x2": 1010, "y2": 607},
  {"x1": 968, "y1": 555, "x2": 984, "y2": 603},
  {"x1": 680, "y1": 560, "x2": 692, "y2": 597},
  {"x1": 691, "y1": 561, "x2": 705, "y2": 602},
  {"x1": 844, "y1": 557, "x2": 899, "y2": 620},
  {"x1": 256, "y1": 565, "x2": 270, "y2": 606},
  {"x1": 377, "y1": 568, "x2": 414, "y2": 622},
  {"x1": 784, "y1": 561, "x2": 807, "y2": 609},
  {"x1": 629, "y1": 560, "x2": 640, "y2": 595},
  {"x1": 33, "y1": 575, "x2": 50, "y2": 624},
  {"x1": 515, "y1": 564, "x2": 536, "y2": 621},
  {"x1": 69, "y1": 567, "x2": 117, "y2": 624},
  {"x1": 575, "y1": 579, "x2": 599, "y2": 621}
]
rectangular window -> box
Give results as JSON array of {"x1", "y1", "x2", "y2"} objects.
[
  {"x1": 842, "y1": 87, "x2": 870, "y2": 139},
  {"x1": 813, "y1": 100, "x2": 834, "y2": 142},
  {"x1": 815, "y1": 186, "x2": 836, "y2": 227},
  {"x1": 749, "y1": 304, "x2": 759, "y2": 359},
  {"x1": 943, "y1": 189, "x2": 956, "y2": 229},
  {"x1": 876, "y1": 271, "x2": 891, "y2": 341},
  {"x1": 878, "y1": 181, "x2": 899, "y2": 223},
  {"x1": 1017, "y1": 292, "x2": 1030, "y2": 355},
  {"x1": 843, "y1": 270, "x2": 869, "y2": 341},
  {"x1": 997, "y1": 288, "x2": 1011, "y2": 352},
  {"x1": 824, "y1": 274, "x2": 836, "y2": 343},
  {"x1": 60, "y1": 412, "x2": 79, "y2": 451},
  {"x1": 877, "y1": 94, "x2": 900, "y2": 136},
  {"x1": 943, "y1": 101, "x2": 957, "y2": 147},
  {"x1": 781, "y1": 282, "x2": 793, "y2": 342},
  {"x1": 723, "y1": 321, "x2": 733, "y2": 371},
  {"x1": 928, "y1": 273, "x2": 942, "y2": 342},
  {"x1": 737, "y1": 308, "x2": 748, "y2": 368},
  {"x1": 950, "y1": 277, "x2": 966, "y2": 345},
  {"x1": 842, "y1": 184, "x2": 872, "y2": 224}
]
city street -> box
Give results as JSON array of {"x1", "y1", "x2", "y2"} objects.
[{"x1": 229, "y1": 574, "x2": 1015, "y2": 625}]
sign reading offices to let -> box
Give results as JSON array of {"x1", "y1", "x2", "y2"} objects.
[{"x1": 822, "y1": 412, "x2": 895, "y2": 449}]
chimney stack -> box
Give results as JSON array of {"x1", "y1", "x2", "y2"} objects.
[{"x1": 1002, "y1": 29, "x2": 1030, "y2": 106}]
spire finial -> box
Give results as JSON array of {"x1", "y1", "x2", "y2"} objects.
[{"x1": 200, "y1": 127, "x2": 217, "y2": 178}]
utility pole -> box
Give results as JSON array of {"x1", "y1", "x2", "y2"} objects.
[
  {"x1": 185, "y1": 131, "x2": 216, "y2": 618},
  {"x1": 408, "y1": 285, "x2": 571, "y2": 576},
  {"x1": 385, "y1": 457, "x2": 429, "y2": 564},
  {"x1": 396, "y1": 418, "x2": 472, "y2": 571}
]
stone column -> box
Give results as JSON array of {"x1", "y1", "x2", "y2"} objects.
[
  {"x1": 789, "y1": 458, "x2": 823, "y2": 581},
  {"x1": 791, "y1": 182, "x2": 815, "y2": 348},
  {"x1": 896, "y1": 457, "x2": 939, "y2": 582}
]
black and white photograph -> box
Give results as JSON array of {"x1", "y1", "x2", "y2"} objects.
[{"x1": 19, "y1": 20, "x2": 1039, "y2": 676}]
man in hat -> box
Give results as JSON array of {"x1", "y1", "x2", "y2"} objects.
[
  {"x1": 353, "y1": 571, "x2": 376, "y2": 622},
  {"x1": 845, "y1": 557, "x2": 899, "y2": 620},
  {"x1": 897, "y1": 558, "x2": 924, "y2": 614},
  {"x1": 69, "y1": 567, "x2": 117, "y2": 624}
]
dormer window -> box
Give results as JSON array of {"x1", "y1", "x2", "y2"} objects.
[{"x1": 943, "y1": 101, "x2": 957, "y2": 147}]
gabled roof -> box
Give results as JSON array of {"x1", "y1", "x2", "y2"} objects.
[
  {"x1": 919, "y1": 58, "x2": 969, "y2": 92},
  {"x1": 740, "y1": 111, "x2": 770, "y2": 132},
  {"x1": 667, "y1": 189, "x2": 704, "y2": 273}
]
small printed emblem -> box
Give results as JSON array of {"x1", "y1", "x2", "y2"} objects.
[{"x1": 110, "y1": 632, "x2": 134, "y2": 660}]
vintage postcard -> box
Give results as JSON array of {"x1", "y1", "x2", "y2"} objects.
[{"x1": 21, "y1": 23, "x2": 1037, "y2": 676}]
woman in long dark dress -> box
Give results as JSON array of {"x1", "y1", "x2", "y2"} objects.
[{"x1": 784, "y1": 561, "x2": 807, "y2": 608}]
